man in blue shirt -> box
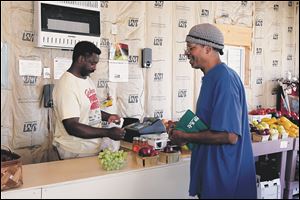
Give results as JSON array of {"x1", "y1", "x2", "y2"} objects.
[{"x1": 169, "y1": 23, "x2": 257, "y2": 199}]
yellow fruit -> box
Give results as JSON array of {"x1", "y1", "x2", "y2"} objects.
[
  {"x1": 268, "y1": 117, "x2": 277, "y2": 124},
  {"x1": 270, "y1": 124, "x2": 278, "y2": 129},
  {"x1": 261, "y1": 118, "x2": 271, "y2": 122},
  {"x1": 279, "y1": 116, "x2": 288, "y2": 123},
  {"x1": 290, "y1": 128, "x2": 299, "y2": 134},
  {"x1": 283, "y1": 123, "x2": 292, "y2": 130},
  {"x1": 181, "y1": 145, "x2": 189, "y2": 151},
  {"x1": 291, "y1": 124, "x2": 298, "y2": 129}
]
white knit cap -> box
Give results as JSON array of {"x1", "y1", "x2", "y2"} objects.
[{"x1": 186, "y1": 23, "x2": 224, "y2": 55}]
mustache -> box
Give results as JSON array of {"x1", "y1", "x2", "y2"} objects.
[{"x1": 188, "y1": 55, "x2": 195, "y2": 62}]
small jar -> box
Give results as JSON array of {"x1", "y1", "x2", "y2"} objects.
[{"x1": 133, "y1": 137, "x2": 139, "y2": 145}]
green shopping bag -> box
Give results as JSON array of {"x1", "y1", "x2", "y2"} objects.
[{"x1": 175, "y1": 109, "x2": 208, "y2": 150}]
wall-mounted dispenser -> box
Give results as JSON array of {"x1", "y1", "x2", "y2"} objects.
[{"x1": 142, "y1": 48, "x2": 152, "y2": 68}]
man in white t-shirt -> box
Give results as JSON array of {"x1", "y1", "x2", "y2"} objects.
[{"x1": 53, "y1": 41, "x2": 125, "y2": 159}]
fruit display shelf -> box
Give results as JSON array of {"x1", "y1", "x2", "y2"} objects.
[{"x1": 252, "y1": 137, "x2": 293, "y2": 157}]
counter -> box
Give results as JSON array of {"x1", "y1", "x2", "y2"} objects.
[
  {"x1": 2, "y1": 138, "x2": 295, "y2": 199},
  {"x1": 1, "y1": 151, "x2": 191, "y2": 199}
]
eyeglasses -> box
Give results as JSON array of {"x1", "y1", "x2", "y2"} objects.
[{"x1": 184, "y1": 45, "x2": 198, "y2": 54}]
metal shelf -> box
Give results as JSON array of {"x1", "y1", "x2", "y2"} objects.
[
  {"x1": 252, "y1": 137, "x2": 294, "y2": 199},
  {"x1": 284, "y1": 138, "x2": 299, "y2": 199},
  {"x1": 252, "y1": 137, "x2": 294, "y2": 156}
]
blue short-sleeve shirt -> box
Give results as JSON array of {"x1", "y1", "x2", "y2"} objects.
[{"x1": 189, "y1": 63, "x2": 257, "y2": 199}]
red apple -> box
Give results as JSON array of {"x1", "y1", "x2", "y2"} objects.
[
  {"x1": 266, "y1": 108, "x2": 272, "y2": 114},
  {"x1": 163, "y1": 145, "x2": 174, "y2": 153},
  {"x1": 138, "y1": 147, "x2": 152, "y2": 157},
  {"x1": 270, "y1": 108, "x2": 276, "y2": 113},
  {"x1": 257, "y1": 109, "x2": 266, "y2": 115},
  {"x1": 284, "y1": 111, "x2": 292, "y2": 118},
  {"x1": 249, "y1": 110, "x2": 258, "y2": 115},
  {"x1": 150, "y1": 149, "x2": 159, "y2": 156},
  {"x1": 291, "y1": 112, "x2": 298, "y2": 119}
]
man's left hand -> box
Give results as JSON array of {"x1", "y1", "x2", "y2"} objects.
[{"x1": 169, "y1": 129, "x2": 187, "y2": 146}]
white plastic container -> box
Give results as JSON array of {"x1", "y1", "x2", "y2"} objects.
[
  {"x1": 256, "y1": 175, "x2": 281, "y2": 199},
  {"x1": 249, "y1": 114, "x2": 272, "y2": 122}
]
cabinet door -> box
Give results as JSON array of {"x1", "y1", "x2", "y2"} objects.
[
  {"x1": 42, "y1": 160, "x2": 190, "y2": 199},
  {"x1": 1, "y1": 188, "x2": 41, "y2": 199}
]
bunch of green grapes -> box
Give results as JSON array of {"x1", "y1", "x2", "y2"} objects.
[{"x1": 98, "y1": 149, "x2": 127, "y2": 171}]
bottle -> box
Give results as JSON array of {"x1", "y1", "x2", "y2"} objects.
[
  {"x1": 132, "y1": 137, "x2": 140, "y2": 153},
  {"x1": 140, "y1": 138, "x2": 148, "y2": 147}
]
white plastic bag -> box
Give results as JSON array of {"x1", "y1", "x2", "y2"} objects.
[{"x1": 100, "y1": 118, "x2": 124, "y2": 152}]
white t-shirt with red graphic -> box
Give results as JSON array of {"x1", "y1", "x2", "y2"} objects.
[{"x1": 53, "y1": 72, "x2": 102, "y2": 154}]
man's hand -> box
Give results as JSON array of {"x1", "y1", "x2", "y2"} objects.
[
  {"x1": 168, "y1": 129, "x2": 187, "y2": 146},
  {"x1": 107, "y1": 114, "x2": 121, "y2": 124},
  {"x1": 108, "y1": 127, "x2": 125, "y2": 140}
]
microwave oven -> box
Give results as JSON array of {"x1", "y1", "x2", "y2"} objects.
[{"x1": 34, "y1": 1, "x2": 101, "y2": 49}]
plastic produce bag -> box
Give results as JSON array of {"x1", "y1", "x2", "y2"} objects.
[{"x1": 100, "y1": 118, "x2": 124, "y2": 152}]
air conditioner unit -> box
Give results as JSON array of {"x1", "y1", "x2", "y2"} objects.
[{"x1": 34, "y1": 1, "x2": 101, "y2": 49}]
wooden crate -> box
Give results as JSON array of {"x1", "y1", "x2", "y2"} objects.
[
  {"x1": 159, "y1": 151, "x2": 180, "y2": 164},
  {"x1": 135, "y1": 155, "x2": 158, "y2": 167}
]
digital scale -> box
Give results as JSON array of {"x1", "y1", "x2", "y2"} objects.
[
  {"x1": 140, "y1": 133, "x2": 169, "y2": 150},
  {"x1": 124, "y1": 118, "x2": 166, "y2": 142}
]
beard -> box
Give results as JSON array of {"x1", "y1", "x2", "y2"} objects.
[
  {"x1": 80, "y1": 68, "x2": 94, "y2": 77},
  {"x1": 188, "y1": 56, "x2": 203, "y2": 71}
]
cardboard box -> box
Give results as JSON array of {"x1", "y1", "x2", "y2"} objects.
[
  {"x1": 256, "y1": 175, "x2": 281, "y2": 199},
  {"x1": 252, "y1": 132, "x2": 270, "y2": 142}
]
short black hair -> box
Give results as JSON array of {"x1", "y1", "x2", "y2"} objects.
[{"x1": 72, "y1": 41, "x2": 101, "y2": 62}]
